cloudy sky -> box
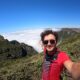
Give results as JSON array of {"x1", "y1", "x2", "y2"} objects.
[
  {"x1": 2, "y1": 28, "x2": 60, "y2": 52},
  {"x1": 0, "y1": 0, "x2": 80, "y2": 52}
]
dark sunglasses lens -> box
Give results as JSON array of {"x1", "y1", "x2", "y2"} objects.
[
  {"x1": 50, "y1": 40, "x2": 55, "y2": 44},
  {"x1": 43, "y1": 40, "x2": 48, "y2": 44}
]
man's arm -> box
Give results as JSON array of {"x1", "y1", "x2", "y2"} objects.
[
  {"x1": 64, "y1": 60, "x2": 73, "y2": 73},
  {"x1": 64, "y1": 60, "x2": 80, "y2": 80},
  {"x1": 71, "y1": 62, "x2": 80, "y2": 80}
]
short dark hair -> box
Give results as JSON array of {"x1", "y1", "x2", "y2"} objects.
[{"x1": 40, "y1": 29, "x2": 58, "y2": 43}]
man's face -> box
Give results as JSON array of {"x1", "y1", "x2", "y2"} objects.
[{"x1": 43, "y1": 34, "x2": 57, "y2": 52}]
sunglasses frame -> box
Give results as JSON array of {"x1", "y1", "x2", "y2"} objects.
[{"x1": 42, "y1": 39, "x2": 56, "y2": 45}]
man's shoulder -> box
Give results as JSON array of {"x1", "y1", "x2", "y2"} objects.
[
  {"x1": 59, "y1": 51, "x2": 67, "y2": 55},
  {"x1": 57, "y1": 50, "x2": 70, "y2": 63}
]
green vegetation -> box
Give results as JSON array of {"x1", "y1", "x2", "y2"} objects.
[
  {"x1": 58, "y1": 33, "x2": 80, "y2": 61},
  {"x1": 0, "y1": 36, "x2": 37, "y2": 61},
  {"x1": 0, "y1": 54, "x2": 43, "y2": 80},
  {"x1": 58, "y1": 33, "x2": 80, "y2": 80}
]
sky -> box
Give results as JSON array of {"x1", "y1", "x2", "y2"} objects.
[
  {"x1": 0, "y1": 0, "x2": 80, "y2": 33},
  {"x1": 0, "y1": 0, "x2": 80, "y2": 52}
]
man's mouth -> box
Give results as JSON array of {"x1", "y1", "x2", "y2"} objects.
[{"x1": 47, "y1": 45, "x2": 53, "y2": 48}]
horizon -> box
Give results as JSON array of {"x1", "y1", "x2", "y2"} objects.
[{"x1": 1, "y1": 27, "x2": 80, "y2": 52}]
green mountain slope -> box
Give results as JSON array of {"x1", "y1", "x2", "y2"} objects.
[
  {"x1": 58, "y1": 33, "x2": 80, "y2": 60},
  {"x1": 0, "y1": 53, "x2": 43, "y2": 80},
  {"x1": 58, "y1": 28, "x2": 80, "y2": 42},
  {"x1": 0, "y1": 35, "x2": 37, "y2": 61}
]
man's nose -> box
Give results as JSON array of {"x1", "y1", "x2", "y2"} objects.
[{"x1": 47, "y1": 41, "x2": 51, "y2": 45}]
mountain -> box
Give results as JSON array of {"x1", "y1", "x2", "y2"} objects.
[
  {"x1": 61, "y1": 28, "x2": 80, "y2": 33},
  {"x1": 0, "y1": 35, "x2": 38, "y2": 61},
  {"x1": 57, "y1": 28, "x2": 80, "y2": 44},
  {"x1": 58, "y1": 32, "x2": 80, "y2": 59}
]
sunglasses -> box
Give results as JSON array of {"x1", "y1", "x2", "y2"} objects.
[{"x1": 43, "y1": 39, "x2": 56, "y2": 45}]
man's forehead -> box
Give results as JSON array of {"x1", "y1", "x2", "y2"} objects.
[{"x1": 44, "y1": 34, "x2": 56, "y2": 39}]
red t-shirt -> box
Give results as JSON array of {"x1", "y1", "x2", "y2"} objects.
[{"x1": 42, "y1": 49, "x2": 70, "y2": 80}]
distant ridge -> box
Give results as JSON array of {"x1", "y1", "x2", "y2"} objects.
[
  {"x1": 57, "y1": 28, "x2": 80, "y2": 41},
  {"x1": 61, "y1": 28, "x2": 80, "y2": 33}
]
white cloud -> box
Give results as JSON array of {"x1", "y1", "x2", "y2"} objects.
[{"x1": 2, "y1": 28, "x2": 60, "y2": 53}]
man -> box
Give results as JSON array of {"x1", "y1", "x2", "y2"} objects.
[{"x1": 40, "y1": 29, "x2": 80, "y2": 80}]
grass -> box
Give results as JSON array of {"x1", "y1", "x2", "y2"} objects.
[{"x1": 0, "y1": 53, "x2": 43, "y2": 80}]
